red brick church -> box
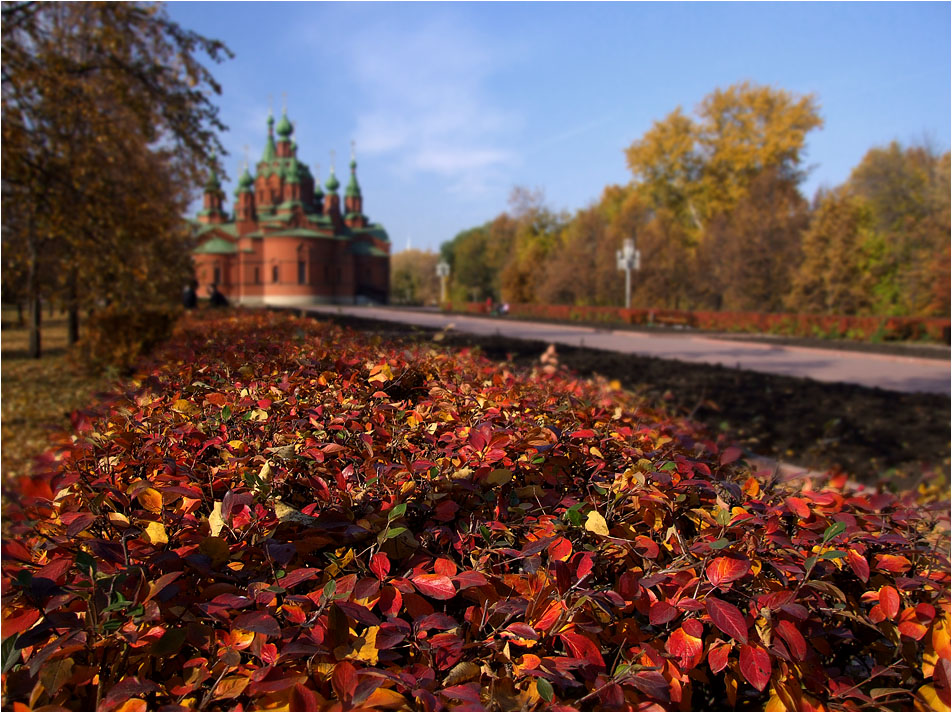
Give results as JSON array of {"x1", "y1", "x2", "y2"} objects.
[{"x1": 191, "y1": 109, "x2": 390, "y2": 304}]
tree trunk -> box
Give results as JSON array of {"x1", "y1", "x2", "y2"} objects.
[
  {"x1": 67, "y1": 272, "x2": 79, "y2": 345},
  {"x1": 26, "y1": 229, "x2": 41, "y2": 359},
  {"x1": 29, "y1": 294, "x2": 42, "y2": 358},
  {"x1": 16, "y1": 302, "x2": 24, "y2": 327}
]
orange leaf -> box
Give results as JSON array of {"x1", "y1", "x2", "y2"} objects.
[
  {"x1": 706, "y1": 556, "x2": 750, "y2": 588},
  {"x1": 879, "y1": 585, "x2": 900, "y2": 620}
]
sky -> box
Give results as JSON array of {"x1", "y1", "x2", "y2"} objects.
[{"x1": 166, "y1": 1, "x2": 951, "y2": 253}]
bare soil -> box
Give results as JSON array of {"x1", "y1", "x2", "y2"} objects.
[{"x1": 314, "y1": 311, "x2": 950, "y2": 486}]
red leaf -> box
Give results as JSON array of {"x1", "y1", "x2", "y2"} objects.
[
  {"x1": 708, "y1": 642, "x2": 731, "y2": 674},
  {"x1": 720, "y1": 446, "x2": 742, "y2": 466},
  {"x1": 278, "y1": 568, "x2": 320, "y2": 590},
  {"x1": 575, "y1": 551, "x2": 595, "y2": 581},
  {"x1": 898, "y1": 620, "x2": 928, "y2": 640},
  {"x1": 332, "y1": 661, "x2": 358, "y2": 702},
  {"x1": 784, "y1": 496, "x2": 811, "y2": 519},
  {"x1": 434, "y1": 558, "x2": 457, "y2": 576},
  {"x1": 370, "y1": 553, "x2": 390, "y2": 581},
  {"x1": 453, "y1": 571, "x2": 489, "y2": 590},
  {"x1": 775, "y1": 620, "x2": 807, "y2": 660},
  {"x1": 61, "y1": 512, "x2": 97, "y2": 538},
  {"x1": 2, "y1": 540, "x2": 33, "y2": 563},
  {"x1": 547, "y1": 537, "x2": 573, "y2": 561},
  {"x1": 847, "y1": 549, "x2": 869, "y2": 583},
  {"x1": 706, "y1": 557, "x2": 749, "y2": 588},
  {"x1": 34, "y1": 558, "x2": 72, "y2": 584},
  {"x1": 634, "y1": 536, "x2": 660, "y2": 559},
  {"x1": 649, "y1": 601, "x2": 679, "y2": 626},
  {"x1": 569, "y1": 429, "x2": 596, "y2": 439},
  {"x1": 410, "y1": 574, "x2": 456, "y2": 600},
  {"x1": 232, "y1": 611, "x2": 281, "y2": 637},
  {"x1": 705, "y1": 597, "x2": 748, "y2": 643},
  {"x1": 2, "y1": 607, "x2": 40, "y2": 637},
  {"x1": 665, "y1": 624, "x2": 704, "y2": 670},
  {"x1": 739, "y1": 644, "x2": 772, "y2": 692},
  {"x1": 559, "y1": 629, "x2": 605, "y2": 668},
  {"x1": 873, "y1": 554, "x2": 912, "y2": 574},
  {"x1": 291, "y1": 682, "x2": 321, "y2": 711},
  {"x1": 879, "y1": 585, "x2": 900, "y2": 620}
]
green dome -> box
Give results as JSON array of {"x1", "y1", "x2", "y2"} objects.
[
  {"x1": 276, "y1": 111, "x2": 292, "y2": 139},
  {"x1": 325, "y1": 168, "x2": 340, "y2": 193},
  {"x1": 204, "y1": 166, "x2": 221, "y2": 192},
  {"x1": 237, "y1": 166, "x2": 254, "y2": 192},
  {"x1": 345, "y1": 159, "x2": 361, "y2": 198}
]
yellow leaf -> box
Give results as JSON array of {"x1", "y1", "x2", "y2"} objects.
[
  {"x1": 585, "y1": 511, "x2": 610, "y2": 536},
  {"x1": 487, "y1": 468, "x2": 513, "y2": 486},
  {"x1": 115, "y1": 699, "x2": 147, "y2": 712},
  {"x1": 356, "y1": 626, "x2": 379, "y2": 664},
  {"x1": 590, "y1": 446, "x2": 604, "y2": 459},
  {"x1": 171, "y1": 399, "x2": 199, "y2": 415},
  {"x1": 917, "y1": 684, "x2": 947, "y2": 712},
  {"x1": 209, "y1": 501, "x2": 224, "y2": 537},
  {"x1": 141, "y1": 521, "x2": 168, "y2": 546},
  {"x1": 361, "y1": 687, "x2": 408, "y2": 710},
  {"x1": 108, "y1": 512, "x2": 131, "y2": 529},
  {"x1": 137, "y1": 487, "x2": 163, "y2": 513}
]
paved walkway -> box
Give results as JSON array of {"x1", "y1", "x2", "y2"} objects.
[{"x1": 304, "y1": 305, "x2": 950, "y2": 395}]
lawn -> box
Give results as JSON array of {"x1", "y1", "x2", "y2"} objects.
[{"x1": 1, "y1": 308, "x2": 116, "y2": 487}]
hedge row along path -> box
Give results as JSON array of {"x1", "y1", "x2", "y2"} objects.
[
  {"x1": 2, "y1": 311, "x2": 949, "y2": 712},
  {"x1": 303, "y1": 305, "x2": 950, "y2": 396}
]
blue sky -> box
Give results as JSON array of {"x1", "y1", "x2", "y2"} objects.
[{"x1": 167, "y1": 1, "x2": 951, "y2": 252}]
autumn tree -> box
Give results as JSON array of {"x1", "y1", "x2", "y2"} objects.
[
  {"x1": 698, "y1": 169, "x2": 808, "y2": 312},
  {"x1": 626, "y1": 82, "x2": 822, "y2": 234},
  {"x1": 846, "y1": 142, "x2": 950, "y2": 316},
  {"x1": 390, "y1": 249, "x2": 440, "y2": 306},
  {"x1": 1, "y1": 1, "x2": 231, "y2": 356}
]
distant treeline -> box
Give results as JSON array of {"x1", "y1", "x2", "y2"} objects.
[{"x1": 394, "y1": 83, "x2": 949, "y2": 319}]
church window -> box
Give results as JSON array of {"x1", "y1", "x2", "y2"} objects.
[
  {"x1": 213, "y1": 265, "x2": 221, "y2": 285},
  {"x1": 254, "y1": 266, "x2": 260, "y2": 284},
  {"x1": 298, "y1": 260, "x2": 306, "y2": 285},
  {"x1": 272, "y1": 265, "x2": 279, "y2": 283}
]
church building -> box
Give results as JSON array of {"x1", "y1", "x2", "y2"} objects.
[{"x1": 191, "y1": 108, "x2": 390, "y2": 305}]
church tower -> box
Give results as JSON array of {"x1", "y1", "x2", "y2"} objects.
[
  {"x1": 344, "y1": 142, "x2": 367, "y2": 228},
  {"x1": 198, "y1": 158, "x2": 227, "y2": 225}
]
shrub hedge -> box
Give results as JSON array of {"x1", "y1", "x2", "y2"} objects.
[
  {"x1": 1, "y1": 311, "x2": 949, "y2": 711},
  {"x1": 447, "y1": 302, "x2": 951, "y2": 343}
]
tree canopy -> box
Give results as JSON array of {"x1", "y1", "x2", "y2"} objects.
[
  {"x1": 441, "y1": 83, "x2": 948, "y2": 321},
  {"x1": 1, "y1": 1, "x2": 232, "y2": 355}
]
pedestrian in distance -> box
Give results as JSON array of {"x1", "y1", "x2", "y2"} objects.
[
  {"x1": 182, "y1": 279, "x2": 198, "y2": 309},
  {"x1": 208, "y1": 284, "x2": 229, "y2": 308}
]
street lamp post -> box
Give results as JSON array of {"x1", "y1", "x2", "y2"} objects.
[
  {"x1": 616, "y1": 238, "x2": 641, "y2": 309},
  {"x1": 436, "y1": 260, "x2": 450, "y2": 305}
]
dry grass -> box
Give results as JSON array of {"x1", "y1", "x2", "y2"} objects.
[{"x1": 1, "y1": 308, "x2": 116, "y2": 486}]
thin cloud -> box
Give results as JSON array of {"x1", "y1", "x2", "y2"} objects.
[{"x1": 327, "y1": 15, "x2": 520, "y2": 196}]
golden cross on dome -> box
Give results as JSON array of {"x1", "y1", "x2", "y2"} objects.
[
  {"x1": 330, "y1": 149, "x2": 336, "y2": 172},
  {"x1": 350, "y1": 140, "x2": 356, "y2": 163}
]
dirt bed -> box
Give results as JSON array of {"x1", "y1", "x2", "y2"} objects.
[{"x1": 314, "y1": 312, "x2": 949, "y2": 486}]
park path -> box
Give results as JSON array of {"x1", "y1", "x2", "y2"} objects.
[{"x1": 303, "y1": 305, "x2": 950, "y2": 396}]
